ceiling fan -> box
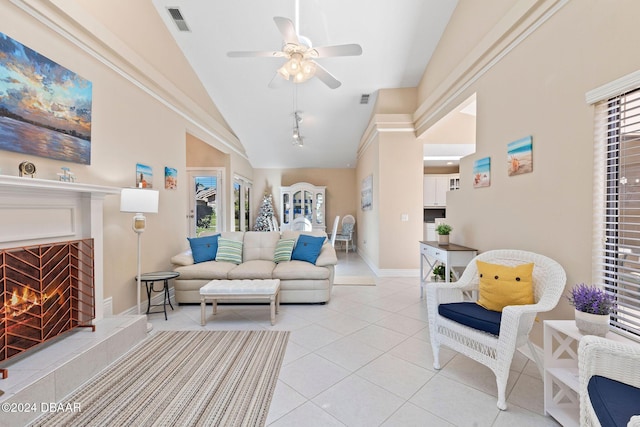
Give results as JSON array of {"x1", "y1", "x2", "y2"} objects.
[{"x1": 227, "y1": 16, "x2": 362, "y2": 89}]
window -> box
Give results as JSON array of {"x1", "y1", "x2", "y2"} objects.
[
  {"x1": 595, "y1": 87, "x2": 640, "y2": 342},
  {"x1": 233, "y1": 175, "x2": 252, "y2": 231}
]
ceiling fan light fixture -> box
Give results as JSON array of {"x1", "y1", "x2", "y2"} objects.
[
  {"x1": 277, "y1": 66, "x2": 290, "y2": 80},
  {"x1": 293, "y1": 60, "x2": 316, "y2": 83}
]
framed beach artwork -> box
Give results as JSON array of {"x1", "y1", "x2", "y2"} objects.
[
  {"x1": 361, "y1": 174, "x2": 373, "y2": 211},
  {"x1": 136, "y1": 163, "x2": 153, "y2": 188},
  {"x1": 473, "y1": 157, "x2": 491, "y2": 188},
  {"x1": 507, "y1": 136, "x2": 533, "y2": 176},
  {"x1": 165, "y1": 167, "x2": 177, "y2": 190},
  {"x1": 0, "y1": 32, "x2": 92, "y2": 164}
]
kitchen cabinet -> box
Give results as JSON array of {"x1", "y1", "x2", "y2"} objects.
[{"x1": 424, "y1": 175, "x2": 450, "y2": 207}]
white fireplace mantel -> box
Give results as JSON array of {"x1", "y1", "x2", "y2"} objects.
[{"x1": 0, "y1": 174, "x2": 121, "y2": 321}]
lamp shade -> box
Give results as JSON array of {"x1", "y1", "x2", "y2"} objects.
[{"x1": 120, "y1": 188, "x2": 159, "y2": 213}]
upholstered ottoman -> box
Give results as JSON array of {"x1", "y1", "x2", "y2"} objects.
[{"x1": 200, "y1": 279, "x2": 281, "y2": 326}]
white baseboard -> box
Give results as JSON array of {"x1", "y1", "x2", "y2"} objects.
[
  {"x1": 103, "y1": 297, "x2": 113, "y2": 316},
  {"x1": 376, "y1": 269, "x2": 420, "y2": 277}
]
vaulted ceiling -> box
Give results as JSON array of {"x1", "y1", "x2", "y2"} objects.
[{"x1": 148, "y1": 0, "x2": 459, "y2": 168}]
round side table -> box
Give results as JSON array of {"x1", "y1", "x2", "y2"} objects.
[{"x1": 136, "y1": 271, "x2": 179, "y2": 320}]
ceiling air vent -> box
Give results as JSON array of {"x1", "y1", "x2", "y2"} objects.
[
  {"x1": 360, "y1": 94, "x2": 370, "y2": 105},
  {"x1": 167, "y1": 7, "x2": 190, "y2": 32}
]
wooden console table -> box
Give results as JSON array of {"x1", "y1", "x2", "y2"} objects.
[{"x1": 419, "y1": 241, "x2": 477, "y2": 298}]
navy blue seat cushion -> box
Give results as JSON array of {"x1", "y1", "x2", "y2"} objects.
[
  {"x1": 588, "y1": 375, "x2": 640, "y2": 427},
  {"x1": 438, "y1": 302, "x2": 502, "y2": 336}
]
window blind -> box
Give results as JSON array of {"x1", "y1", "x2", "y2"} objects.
[{"x1": 595, "y1": 88, "x2": 640, "y2": 342}]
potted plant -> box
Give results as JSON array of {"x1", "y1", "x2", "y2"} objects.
[
  {"x1": 432, "y1": 264, "x2": 454, "y2": 282},
  {"x1": 435, "y1": 223, "x2": 452, "y2": 245},
  {"x1": 567, "y1": 283, "x2": 614, "y2": 336}
]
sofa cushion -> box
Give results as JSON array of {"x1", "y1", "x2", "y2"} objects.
[
  {"x1": 281, "y1": 230, "x2": 327, "y2": 240},
  {"x1": 588, "y1": 375, "x2": 640, "y2": 427},
  {"x1": 438, "y1": 302, "x2": 502, "y2": 336},
  {"x1": 273, "y1": 260, "x2": 331, "y2": 280},
  {"x1": 171, "y1": 251, "x2": 195, "y2": 266},
  {"x1": 173, "y1": 260, "x2": 237, "y2": 280},
  {"x1": 243, "y1": 231, "x2": 280, "y2": 261},
  {"x1": 227, "y1": 260, "x2": 276, "y2": 280},
  {"x1": 291, "y1": 235, "x2": 326, "y2": 264},
  {"x1": 274, "y1": 239, "x2": 296, "y2": 263},
  {"x1": 216, "y1": 238, "x2": 243, "y2": 264},
  {"x1": 187, "y1": 234, "x2": 220, "y2": 263},
  {"x1": 315, "y1": 242, "x2": 338, "y2": 267}
]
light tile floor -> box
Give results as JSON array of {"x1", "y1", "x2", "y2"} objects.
[{"x1": 149, "y1": 251, "x2": 561, "y2": 427}]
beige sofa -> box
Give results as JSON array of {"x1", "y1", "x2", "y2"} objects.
[{"x1": 170, "y1": 230, "x2": 337, "y2": 303}]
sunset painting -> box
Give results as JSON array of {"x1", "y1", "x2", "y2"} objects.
[{"x1": 0, "y1": 32, "x2": 92, "y2": 164}]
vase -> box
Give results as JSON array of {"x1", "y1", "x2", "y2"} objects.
[
  {"x1": 574, "y1": 309, "x2": 610, "y2": 337},
  {"x1": 438, "y1": 234, "x2": 449, "y2": 245}
]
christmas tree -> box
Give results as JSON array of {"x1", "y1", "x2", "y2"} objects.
[{"x1": 254, "y1": 194, "x2": 275, "y2": 231}]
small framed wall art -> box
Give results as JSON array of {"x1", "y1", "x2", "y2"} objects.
[
  {"x1": 165, "y1": 167, "x2": 177, "y2": 189},
  {"x1": 136, "y1": 163, "x2": 153, "y2": 188},
  {"x1": 507, "y1": 136, "x2": 533, "y2": 176},
  {"x1": 361, "y1": 174, "x2": 372, "y2": 211},
  {"x1": 473, "y1": 157, "x2": 491, "y2": 188}
]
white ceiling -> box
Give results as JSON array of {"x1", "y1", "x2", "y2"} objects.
[{"x1": 151, "y1": 0, "x2": 458, "y2": 169}]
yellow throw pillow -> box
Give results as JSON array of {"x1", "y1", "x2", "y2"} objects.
[{"x1": 476, "y1": 260, "x2": 534, "y2": 312}]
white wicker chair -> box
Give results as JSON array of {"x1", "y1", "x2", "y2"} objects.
[
  {"x1": 579, "y1": 335, "x2": 640, "y2": 427},
  {"x1": 426, "y1": 249, "x2": 566, "y2": 410}
]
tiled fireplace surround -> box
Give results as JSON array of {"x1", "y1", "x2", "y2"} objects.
[{"x1": 0, "y1": 176, "x2": 147, "y2": 426}]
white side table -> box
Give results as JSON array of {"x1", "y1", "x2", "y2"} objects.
[
  {"x1": 419, "y1": 241, "x2": 477, "y2": 298},
  {"x1": 543, "y1": 320, "x2": 636, "y2": 426}
]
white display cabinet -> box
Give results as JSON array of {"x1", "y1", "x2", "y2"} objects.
[{"x1": 280, "y1": 182, "x2": 326, "y2": 231}]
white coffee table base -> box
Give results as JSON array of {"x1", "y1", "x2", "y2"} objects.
[{"x1": 200, "y1": 279, "x2": 281, "y2": 326}]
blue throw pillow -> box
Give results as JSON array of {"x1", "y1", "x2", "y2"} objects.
[
  {"x1": 187, "y1": 234, "x2": 220, "y2": 263},
  {"x1": 291, "y1": 234, "x2": 326, "y2": 264}
]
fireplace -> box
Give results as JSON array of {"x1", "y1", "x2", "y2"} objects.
[{"x1": 0, "y1": 239, "x2": 95, "y2": 378}]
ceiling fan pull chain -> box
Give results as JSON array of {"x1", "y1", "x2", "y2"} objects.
[{"x1": 294, "y1": 0, "x2": 300, "y2": 35}]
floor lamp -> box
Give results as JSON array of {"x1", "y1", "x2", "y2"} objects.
[{"x1": 120, "y1": 188, "x2": 159, "y2": 316}]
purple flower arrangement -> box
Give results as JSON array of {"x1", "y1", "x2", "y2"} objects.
[{"x1": 567, "y1": 283, "x2": 615, "y2": 315}]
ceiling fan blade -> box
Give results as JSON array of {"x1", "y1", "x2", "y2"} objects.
[
  {"x1": 314, "y1": 63, "x2": 341, "y2": 89},
  {"x1": 273, "y1": 17, "x2": 299, "y2": 45},
  {"x1": 312, "y1": 44, "x2": 363, "y2": 58},
  {"x1": 267, "y1": 73, "x2": 287, "y2": 89},
  {"x1": 227, "y1": 50, "x2": 286, "y2": 58}
]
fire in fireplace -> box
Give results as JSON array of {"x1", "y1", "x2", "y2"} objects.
[{"x1": 0, "y1": 239, "x2": 95, "y2": 378}]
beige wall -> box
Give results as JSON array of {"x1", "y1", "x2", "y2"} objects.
[
  {"x1": 356, "y1": 137, "x2": 380, "y2": 268},
  {"x1": 416, "y1": 0, "x2": 640, "y2": 343},
  {"x1": 378, "y1": 131, "x2": 423, "y2": 270},
  {"x1": 0, "y1": 2, "x2": 248, "y2": 314},
  {"x1": 252, "y1": 168, "x2": 357, "y2": 231},
  {"x1": 356, "y1": 111, "x2": 422, "y2": 274}
]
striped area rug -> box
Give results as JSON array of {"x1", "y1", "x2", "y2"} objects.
[{"x1": 32, "y1": 330, "x2": 289, "y2": 427}]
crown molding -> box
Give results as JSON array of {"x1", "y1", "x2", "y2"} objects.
[
  {"x1": 413, "y1": 0, "x2": 569, "y2": 136},
  {"x1": 10, "y1": 0, "x2": 248, "y2": 160},
  {"x1": 357, "y1": 114, "x2": 415, "y2": 159}
]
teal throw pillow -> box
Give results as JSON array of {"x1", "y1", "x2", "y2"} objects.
[
  {"x1": 187, "y1": 234, "x2": 220, "y2": 263},
  {"x1": 216, "y1": 238, "x2": 243, "y2": 264},
  {"x1": 274, "y1": 239, "x2": 296, "y2": 263},
  {"x1": 291, "y1": 235, "x2": 326, "y2": 264}
]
